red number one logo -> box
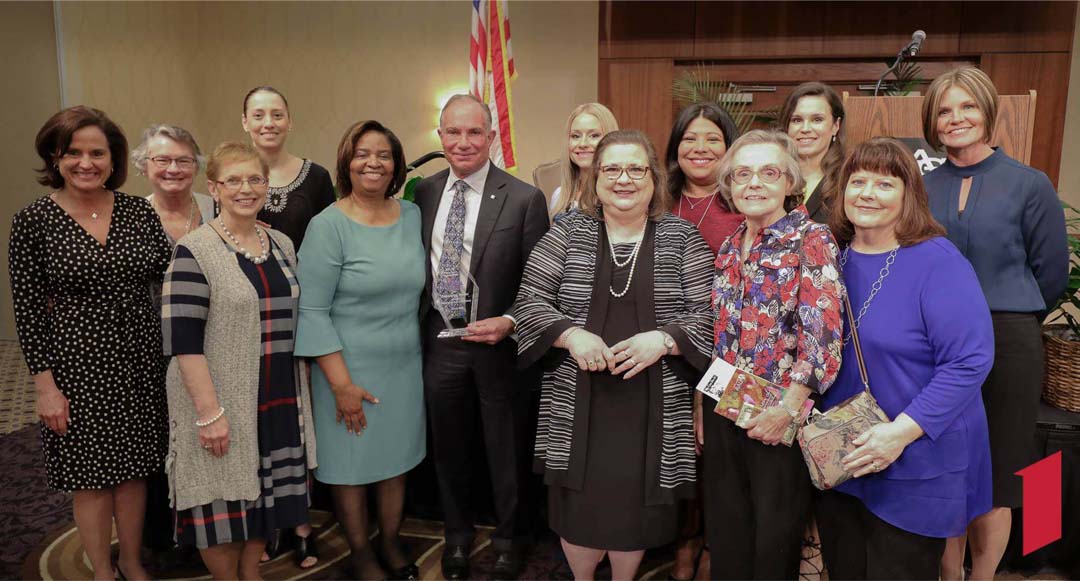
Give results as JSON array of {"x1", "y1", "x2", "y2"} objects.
[{"x1": 1015, "y1": 451, "x2": 1062, "y2": 555}]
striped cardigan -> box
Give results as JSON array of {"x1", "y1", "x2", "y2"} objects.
[{"x1": 514, "y1": 212, "x2": 714, "y2": 503}]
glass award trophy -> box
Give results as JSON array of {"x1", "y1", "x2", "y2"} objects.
[{"x1": 433, "y1": 269, "x2": 480, "y2": 339}]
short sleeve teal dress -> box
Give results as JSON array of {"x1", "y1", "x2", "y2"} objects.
[{"x1": 294, "y1": 200, "x2": 426, "y2": 484}]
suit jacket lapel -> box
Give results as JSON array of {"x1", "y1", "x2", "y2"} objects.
[
  {"x1": 468, "y1": 165, "x2": 509, "y2": 275},
  {"x1": 421, "y1": 170, "x2": 450, "y2": 254}
]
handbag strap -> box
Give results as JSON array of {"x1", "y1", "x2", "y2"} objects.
[{"x1": 843, "y1": 293, "x2": 871, "y2": 392}]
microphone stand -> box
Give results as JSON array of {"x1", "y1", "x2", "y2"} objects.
[
  {"x1": 873, "y1": 42, "x2": 916, "y2": 97},
  {"x1": 406, "y1": 151, "x2": 446, "y2": 172}
]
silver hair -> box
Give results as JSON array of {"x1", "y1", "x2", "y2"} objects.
[
  {"x1": 439, "y1": 94, "x2": 493, "y2": 132},
  {"x1": 131, "y1": 124, "x2": 203, "y2": 175},
  {"x1": 717, "y1": 129, "x2": 806, "y2": 212}
]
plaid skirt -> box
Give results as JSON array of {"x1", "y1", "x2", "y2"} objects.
[{"x1": 175, "y1": 352, "x2": 310, "y2": 549}]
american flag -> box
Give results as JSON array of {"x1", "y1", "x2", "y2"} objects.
[{"x1": 469, "y1": 0, "x2": 518, "y2": 172}]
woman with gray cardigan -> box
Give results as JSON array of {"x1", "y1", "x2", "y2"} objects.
[{"x1": 161, "y1": 141, "x2": 316, "y2": 580}]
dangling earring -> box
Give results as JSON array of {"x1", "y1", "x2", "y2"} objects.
[{"x1": 831, "y1": 135, "x2": 837, "y2": 143}]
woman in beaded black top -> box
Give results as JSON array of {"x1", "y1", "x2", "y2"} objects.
[{"x1": 242, "y1": 86, "x2": 335, "y2": 251}]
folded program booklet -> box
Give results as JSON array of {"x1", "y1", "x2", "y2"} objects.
[{"x1": 695, "y1": 357, "x2": 814, "y2": 446}]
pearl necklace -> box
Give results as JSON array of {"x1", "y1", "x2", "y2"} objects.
[
  {"x1": 606, "y1": 220, "x2": 647, "y2": 298},
  {"x1": 218, "y1": 218, "x2": 269, "y2": 264}
]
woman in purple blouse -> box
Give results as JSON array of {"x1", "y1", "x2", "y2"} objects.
[{"x1": 818, "y1": 138, "x2": 994, "y2": 580}]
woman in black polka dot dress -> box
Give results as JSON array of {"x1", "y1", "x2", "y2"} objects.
[{"x1": 8, "y1": 106, "x2": 171, "y2": 581}]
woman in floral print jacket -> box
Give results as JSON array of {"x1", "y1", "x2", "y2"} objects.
[{"x1": 696, "y1": 130, "x2": 844, "y2": 580}]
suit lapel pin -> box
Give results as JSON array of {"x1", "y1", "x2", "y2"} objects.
[{"x1": 490, "y1": 195, "x2": 495, "y2": 199}]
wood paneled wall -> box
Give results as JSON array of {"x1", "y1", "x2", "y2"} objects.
[{"x1": 599, "y1": 0, "x2": 1076, "y2": 186}]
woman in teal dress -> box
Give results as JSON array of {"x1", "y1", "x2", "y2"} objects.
[{"x1": 294, "y1": 121, "x2": 425, "y2": 580}]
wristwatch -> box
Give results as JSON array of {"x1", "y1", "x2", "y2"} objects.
[
  {"x1": 779, "y1": 401, "x2": 801, "y2": 420},
  {"x1": 660, "y1": 331, "x2": 676, "y2": 355}
]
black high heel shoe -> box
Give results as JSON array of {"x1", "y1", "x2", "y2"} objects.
[
  {"x1": 262, "y1": 529, "x2": 288, "y2": 562},
  {"x1": 294, "y1": 531, "x2": 320, "y2": 569},
  {"x1": 387, "y1": 562, "x2": 419, "y2": 580}
]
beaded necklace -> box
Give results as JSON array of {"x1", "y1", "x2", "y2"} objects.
[
  {"x1": 218, "y1": 218, "x2": 269, "y2": 264},
  {"x1": 606, "y1": 219, "x2": 647, "y2": 298}
]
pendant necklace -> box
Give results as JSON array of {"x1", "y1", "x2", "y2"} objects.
[
  {"x1": 683, "y1": 190, "x2": 716, "y2": 210},
  {"x1": 57, "y1": 191, "x2": 107, "y2": 219},
  {"x1": 680, "y1": 191, "x2": 715, "y2": 229}
]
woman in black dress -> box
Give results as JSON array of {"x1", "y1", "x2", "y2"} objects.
[
  {"x1": 243, "y1": 86, "x2": 336, "y2": 253},
  {"x1": 514, "y1": 130, "x2": 714, "y2": 580},
  {"x1": 777, "y1": 82, "x2": 845, "y2": 223},
  {"x1": 9, "y1": 106, "x2": 171, "y2": 581},
  {"x1": 242, "y1": 85, "x2": 334, "y2": 567}
]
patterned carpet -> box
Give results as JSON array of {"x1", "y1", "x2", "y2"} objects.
[
  {"x1": 2, "y1": 339, "x2": 1068, "y2": 580},
  {"x1": 0, "y1": 419, "x2": 681, "y2": 581},
  {"x1": 0, "y1": 339, "x2": 37, "y2": 435}
]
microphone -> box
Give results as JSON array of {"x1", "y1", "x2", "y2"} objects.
[
  {"x1": 875, "y1": 30, "x2": 926, "y2": 96},
  {"x1": 905, "y1": 30, "x2": 926, "y2": 57}
]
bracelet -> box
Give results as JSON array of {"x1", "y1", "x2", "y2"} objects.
[
  {"x1": 778, "y1": 401, "x2": 800, "y2": 420},
  {"x1": 561, "y1": 326, "x2": 582, "y2": 343},
  {"x1": 195, "y1": 406, "x2": 225, "y2": 427}
]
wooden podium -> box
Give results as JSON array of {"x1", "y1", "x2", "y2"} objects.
[{"x1": 842, "y1": 91, "x2": 1037, "y2": 164}]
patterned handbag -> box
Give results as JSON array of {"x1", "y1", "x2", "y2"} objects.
[{"x1": 798, "y1": 295, "x2": 890, "y2": 490}]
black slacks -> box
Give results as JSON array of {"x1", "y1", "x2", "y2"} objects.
[
  {"x1": 702, "y1": 403, "x2": 811, "y2": 580},
  {"x1": 816, "y1": 489, "x2": 945, "y2": 580},
  {"x1": 423, "y1": 315, "x2": 528, "y2": 551}
]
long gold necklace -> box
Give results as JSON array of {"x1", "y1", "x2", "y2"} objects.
[{"x1": 150, "y1": 195, "x2": 197, "y2": 236}]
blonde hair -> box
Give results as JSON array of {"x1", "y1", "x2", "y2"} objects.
[
  {"x1": 922, "y1": 66, "x2": 999, "y2": 151},
  {"x1": 578, "y1": 130, "x2": 670, "y2": 221},
  {"x1": 717, "y1": 130, "x2": 805, "y2": 213},
  {"x1": 206, "y1": 141, "x2": 268, "y2": 182},
  {"x1": 552, "y1": 103, "x2": 619, "y2": 217}
]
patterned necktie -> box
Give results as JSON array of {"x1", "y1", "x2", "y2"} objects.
[{"x1": 435, "y1": 180, "x2": 469, "y2": 319}]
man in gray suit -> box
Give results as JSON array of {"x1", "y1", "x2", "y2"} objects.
[{"x1": 414, "y1": 94, "x2": 548, "y2": 580}]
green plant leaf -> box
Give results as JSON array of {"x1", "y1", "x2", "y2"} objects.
[
  {"x1": 1047, "y1": 200, "x2": 1080, "y2": 338},
  {"x1": 402, "y1": 176, "x2": 423, "y2": 203},
  {"x1": 672, "y1": 66, "x2": 778, "y2": 134}
]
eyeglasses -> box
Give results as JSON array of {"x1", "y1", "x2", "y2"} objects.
[
  {"x1": 600, "y1": 165, "x2": 650, "y2": 181},
  {"x1": 729, "y1": 165, "x2": 787, "y2": 185},
  {"x1": 149, "y1": 156, "x2": 197, "y2": 170},
  {"x1": 214, "y1": 176, "x2": 269, "y2": 192}
]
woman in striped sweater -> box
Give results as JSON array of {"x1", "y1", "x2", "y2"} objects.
[{"x1": 514, "y1": 130, "x2": 714, "y2": 581}]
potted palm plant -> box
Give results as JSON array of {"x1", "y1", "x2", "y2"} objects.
[
  {"x1": 1043, "y1": 201, "x2": 1080, "y2": 412},
  {"x1": 671, "y1": 66, "x2": 778, "y2": 133}
]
